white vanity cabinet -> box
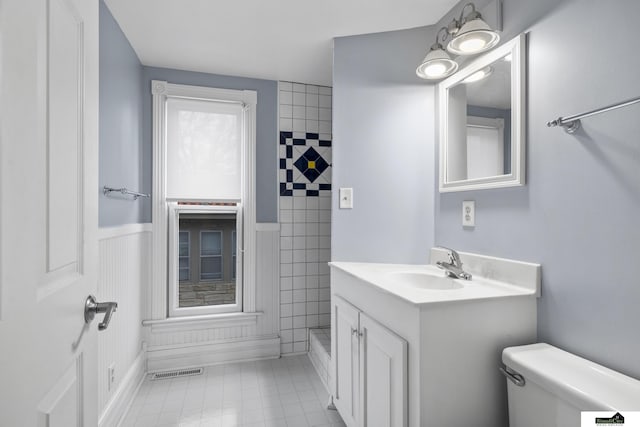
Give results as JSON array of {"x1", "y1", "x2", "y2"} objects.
[
  {"x1": 333, "y1": 295, "x2": 407, "y2": 427},
  {"x1": 330, "y1": 253, "x2": 540, "y2": 427}
]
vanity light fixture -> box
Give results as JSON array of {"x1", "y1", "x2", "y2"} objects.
[
  {"x1": 416, "y1": 27, "x2": 458, "y2": 80},
  {"x1": 463, "y1": 66, "x2": 493, "y2": 84},
  {"x1": 416, "y1": 2, "x2": 501, "y2": 80},
  {"x1": 446, "y1": 3, "x2": 500, "y2": 55}
]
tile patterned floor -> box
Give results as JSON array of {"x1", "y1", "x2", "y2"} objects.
[{"x1": 121, "y1": 355, "x2": 345, "y2": 427}]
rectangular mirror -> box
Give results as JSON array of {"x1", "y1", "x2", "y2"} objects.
[{"x1": 438, "y1": 33, "x2": 526, "y2": 192}]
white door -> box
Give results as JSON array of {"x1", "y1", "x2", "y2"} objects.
[
  {"x1": 0, "y1": 0, "x2": 100, "y2": 425},
  {"x1": 333, "y1": 296, "x2": 361, "y2": 427},
  {"x1": 359, "y1": 313, "x2": 408, "y2": 427}
]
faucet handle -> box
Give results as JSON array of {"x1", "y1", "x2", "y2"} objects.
[{"x1": 436, "y1": 246, "x2": 462, "y2": 266}]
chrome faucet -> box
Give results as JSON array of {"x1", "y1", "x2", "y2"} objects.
[{"x1": 436, "y1": 247, "x2": 472, "y2": 280}]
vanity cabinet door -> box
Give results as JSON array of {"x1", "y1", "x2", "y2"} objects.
[
  {"x1": 359, "y1": 313, "x2": 408, "y2": 427},
  {"x1": 333, "y1": 296, "x2": 361, "y2": 427}
]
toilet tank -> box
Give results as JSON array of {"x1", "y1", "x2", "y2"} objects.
[{"x1": 502, "y1": 343, "x2": 640, "y2": 427}]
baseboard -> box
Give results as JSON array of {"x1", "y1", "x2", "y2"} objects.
[
  {"x1": 99, "y1": 349, "x2": 146, "y2": 427},
  {"x1": 281, "y1": 351, "x2": 308, "y2": 357},
  {"x1": 146, "y1": 335, "x2": 281, "y2": 372}
]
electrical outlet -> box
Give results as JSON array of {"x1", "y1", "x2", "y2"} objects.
[
  {"x1": 107, "y1": 364, "x2": 115, "y2": 391},
  {"x1": 339, "y1": 188, "x2": 353, "y2": 209},
  {"x1": 462, "y1": 200, "x2": 475, "y2": 227}
]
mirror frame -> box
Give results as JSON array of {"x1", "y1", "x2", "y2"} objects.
[{"x1": 438, "y1": 33, "x2": 526, "y2": 193}]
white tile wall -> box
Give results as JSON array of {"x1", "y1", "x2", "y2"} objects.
[{"x1": 279, "y1": 81, "x2": 332, "y2": 355}]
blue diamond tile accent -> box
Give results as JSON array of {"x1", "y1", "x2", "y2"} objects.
[
  {"x1": 279, "y1": 131, "x2": 331, "y2": 197},
  {"x1": 293, "y1": 147, "x2": 329, "y2": 183}
]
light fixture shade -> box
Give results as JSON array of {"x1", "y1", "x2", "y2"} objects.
[
  {"x1": 447, "y1": 17, "x2": 500, "y2": 55},
  {"x1": 463, "y1": 66, "x2": 493, "y2": 84},
  {"x1": 416, "y1": 45, "x2": 458, "y2": 80}
]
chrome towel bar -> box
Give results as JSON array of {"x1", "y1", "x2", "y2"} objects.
[
  {"x1": 103, "y1": 186, "x2": 149, "y2": 200},
  {"x1": 547, "y1": 95, "x2": 640, "y2": 134}
]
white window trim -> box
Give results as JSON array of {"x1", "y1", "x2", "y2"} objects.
[
  {"x1": 151, "y1": 80, "x2": 257, "y2": 320},
  {"x1": 168, "y1": 203, "x2": 243, "y2": 317}
]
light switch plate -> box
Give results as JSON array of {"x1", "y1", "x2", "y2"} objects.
[
  {"x1": 463, "y1": 200, "x2": 475, "y2": 227},
  {"x1": 339, "y1": 188, "x2": 353, "y2": 209}
]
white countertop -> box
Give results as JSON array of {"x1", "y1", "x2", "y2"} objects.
[{"x1": 329, "y1": 262, "x2": 536, "y2": 306}]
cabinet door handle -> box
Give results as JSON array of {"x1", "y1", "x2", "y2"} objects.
[{"x1": 351, "y1": 327, "x2": 363, "y2": 337}]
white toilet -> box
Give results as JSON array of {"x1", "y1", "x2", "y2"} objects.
[{"x1": 502, "y1": 343, "x2": 640, "y2": 426}]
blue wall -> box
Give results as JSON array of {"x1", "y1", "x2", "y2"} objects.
[
  {"x1": 435, "y1": 0, "x2": 640, "y2": 379},
  {"x1": 333, "y1": 0, "x2": 640, "y2": 380},
  {"x1": 332, "y1": 27, "x2": 436, "y2": 263},
  {"x1": 99, "y1": 2, "x2": 279, "y2": 224},
  {"x1": 140, "y1": 67, "x2": 279, "y2": 223},
  {"x1": 99, "y1": 1, "x2": 146, "y2": 226}
]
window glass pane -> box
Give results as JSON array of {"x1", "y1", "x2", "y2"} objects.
[
  {"x1": 177, "y1": 231, "x2": 190, "y2": 282},
  {"x1": 177, "y1": 212, "x2": 237, "y2": 308},
  {"x1": 179, "y1": 231, "x2": 189, "y2": 245},
  {"x1": 201, "y1": 257, "x2": 222, "y2": 280},
  {"x1": 201, "y1": 231, "x2": 222, "y2": 256},
  {"x1": 179, "y1": 231, "x2": 189, "y2": 256},
  {"x1": 166, "y1": 98, "x2": 242, "y2": 200}
]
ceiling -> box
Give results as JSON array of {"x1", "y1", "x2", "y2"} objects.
[{"x1": 104, "y1": 0, "x2": 460, "y2": 86}]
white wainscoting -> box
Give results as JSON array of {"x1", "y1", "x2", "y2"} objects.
[
  {"x1": 143, "y1": 224, "x2": 281, "y2": 372},
  {"x1": 97, "y1": 223, "x2": 151, "y2": 427}
]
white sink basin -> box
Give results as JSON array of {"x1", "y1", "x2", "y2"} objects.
[{"x1": 388, "y1": 271, "x2": 463, "y2": 290}]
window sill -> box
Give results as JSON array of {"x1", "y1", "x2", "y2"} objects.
[{"x1": 142, "y1": 311, "x2": 263, "y2": 332}]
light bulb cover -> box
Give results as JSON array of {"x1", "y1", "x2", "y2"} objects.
[
  {"x1": 447, "y1": 17, "x2": 500, "y2": 55},
  {"x1": 416, "y1": 44, "x2": 458, "y2": 80},
  {"x1": 462, "y1": 66, "x2": 493, "y2": 84}
]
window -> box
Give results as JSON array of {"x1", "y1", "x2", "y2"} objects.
[
  {"x1": 200, "y1": 230, "x2": 223, "y2": 281},
  {"x1": 174, "y1": 210, "x2": 239, "y2": 310},
  {"x1": 178, "y1": 231, "x2": 190, "y2": 281},
  {"x1": 153, "y1": 81, "x2": 256, "y2": 319}
]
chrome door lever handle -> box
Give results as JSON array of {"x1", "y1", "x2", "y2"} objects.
[{"x1": 84, "y1": 295, "x2": 118, "y2": 331}]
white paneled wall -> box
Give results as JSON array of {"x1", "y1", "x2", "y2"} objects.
[
  {"x1": 279, "y1": 82, "x2": 332, "y2": 354},
  {"x1": 97, "y1": 224, "x2": 281, "y2": 421},
  {"x1": 143, "y1": 225, "x2": 281, "y2": 371},
  {"x1": 97, "y1": 224, "x2": 151, "y2": 426}
]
